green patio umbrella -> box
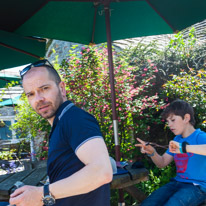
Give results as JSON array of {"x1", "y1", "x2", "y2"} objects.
[
  {"x1": 1, "y1": 0, "x2": 206, "y2": 162},
  {"x1": 0, "y1": 30, "x2": 46, "y2": 70},
  {"x1": 0, "y1": 95, "x2": 21, "y2": 107},
  {"x1": 0, "y1": 73, "x2": 20, "y2": 88}
]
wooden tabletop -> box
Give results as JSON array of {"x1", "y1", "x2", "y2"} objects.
[
  {"x1": 0, "y1": 163, "x2": 148, "y2": 202},
  {"x1": 0, "y1": 167, "x2": 47, "y2": 201},
  {"x1": 111, "y1": 165, "x2": 148, "y2": 189},
  {"x1": 111, "y1": 164, "x2": 149, "y2": 202}
]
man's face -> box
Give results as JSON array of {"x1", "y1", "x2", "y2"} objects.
[{"x1": 22, "y1": 67, "x2": 66, "y2": 124}]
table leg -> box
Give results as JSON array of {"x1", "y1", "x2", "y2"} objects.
[{"x1": 124, "y1": 186, "x2": 147, "y2": 203}]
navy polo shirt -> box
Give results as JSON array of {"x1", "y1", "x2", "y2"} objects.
[{"x1": 47, "y1": 101, "x2": 110, "y2": 206}]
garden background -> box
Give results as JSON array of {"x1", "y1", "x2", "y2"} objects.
[{"x1": 9, "y1": 28, "x2": 206, "y2": 205}]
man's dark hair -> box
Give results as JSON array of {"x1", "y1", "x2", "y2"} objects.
[
  {"x1": 161, "y1": 99, "x2": 195, "y2": 126},
  {"x1": 44, "y1": 65, "x2": 61, "y2": 85},
  {"x1": 21, "y1": 65, "x2": 61, "y2": 85}
]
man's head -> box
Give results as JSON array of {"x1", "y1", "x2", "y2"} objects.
[
  {"x1": 161, "y1": 99, "x2": 195, "y2": 126},
  {"x1": 20, "y1": 59, "x2": 61, "y2": 85},
  {"x1": 21, "y1": 59, "x2": 67, "y2": 124}
]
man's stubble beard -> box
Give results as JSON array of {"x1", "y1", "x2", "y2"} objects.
[{"x1": 37, "y1": 90, "x2": 64, "y2": 120}]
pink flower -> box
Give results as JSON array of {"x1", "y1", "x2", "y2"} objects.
[
  {"x1": 143, "y1": 68, "x2": 148, "y2": 71},
  {"x1": 142, "y1": 74, "x2": 146, "y2": 77},
  {"x1": 42, "y1": 147, "x2": 48, "y2": 151}
]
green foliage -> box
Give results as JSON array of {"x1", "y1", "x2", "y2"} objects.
[
  {"x1": 117, "y1": 40, "x2": 160, "y2": 67},
  {"x1": 59, "y1": 44, "x2": 165, "y2": 159},
  {"x1": 0, "y1": 150, "x2": 15, "y2": 160},
  {"x1": 11, "y1": 94, "x2": 51, "y2": 159},
  {"x1": 138, "y1": 161, "x2": 176, "y2": 195},
  {"x1": 163, "y1": 69, "x2": 206, "y2": 130},
  {"x1": 12, "y1": 94, "x2": 50, "y2": 139},
  {"x1": 155, "y1": 27, "x2": 206, "y2": 80}
]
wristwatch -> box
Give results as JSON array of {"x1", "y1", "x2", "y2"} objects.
[{"x1": 42, "y1": 184, "x2": 55, "y2": 205}]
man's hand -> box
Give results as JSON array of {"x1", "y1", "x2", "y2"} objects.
[
  {"x1": 135, "y1": 138, "x2": 156, "y2": 155},
  {"x1": 169, "y1": 141, "x2": 180, "y2": 153},
  {"x1": 9, "y1": 185, "x2": 43, "y2": 206}
]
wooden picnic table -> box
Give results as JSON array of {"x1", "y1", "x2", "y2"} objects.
[
  {"x1": 0, "y1": 163, "x2": 148, "y2": 203},
  {"x1": 111, "y1": 164, "x2": 149, "y2": 202},
  {"x1": 0, "y1": 167, "x2": 47, "y2": 201}
]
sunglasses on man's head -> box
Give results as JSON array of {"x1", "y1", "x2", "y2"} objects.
[{"x1": 20, "y1": 59, "x2": 54, "y2": 79}]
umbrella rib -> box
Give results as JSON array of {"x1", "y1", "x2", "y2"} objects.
[
  {"x1": 51, "y1": 0, "x2": 143, "y2": 2},
  {"x1": 0, "y1": 42, "x2": 41, "y2": 59},
  {"x1": 91, "y1": 3, "x2": 100, "y2": 44},
  {"x1": 11, "y1": 1, "x2": 50, "y2": 32},
  {"x1": 145, "y1": 0, "x2": 177, "y2": 32}
]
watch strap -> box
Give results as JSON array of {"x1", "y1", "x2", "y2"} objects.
[
  {"x1": 182, "y1": 141, "x2": 189, "y2": 153},
  {"x1": 44, "y1": 184, "x2": 50, "y2": 196}
]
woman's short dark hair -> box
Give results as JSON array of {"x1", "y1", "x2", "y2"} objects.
[{"x1": 161, "y1": 99, "x2": 195, "y2": 126}]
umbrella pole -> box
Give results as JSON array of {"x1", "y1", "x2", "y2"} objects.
[
  {"x1": 103, "y1": 2, "x2": 120, "y2": 162},
  {"x1": 104, "y1": 3, "x2": 124, "y2": 205}
]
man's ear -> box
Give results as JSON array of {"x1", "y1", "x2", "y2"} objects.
[
  {"x1": 184, "y1": 114, "x2": 191, "y2": 123},
  {"x1": 59, "y1": 81, "x2": 67, "y2": 98}
]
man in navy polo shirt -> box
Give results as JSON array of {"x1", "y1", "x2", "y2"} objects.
[{"x1": 9, "y1": 59, "x2": 113, "y2": 206}]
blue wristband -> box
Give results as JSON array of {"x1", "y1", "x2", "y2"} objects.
[
  {"x1": 147, "y1": 151, "x2": 155, "y2": 157},
  {"x1": 179, "y1": 143, "x2": 183, "y2": 153}
]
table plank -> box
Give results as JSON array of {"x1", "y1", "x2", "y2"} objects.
[
  {"x1": 0, "y1": 173, "x2": 12, "y2": 183},
  {"x1": 111, "y1": 167, "x2": 148, "y2": 189},
  {"x1": 0, "y1": 169, "x2": 34, "y2": 195},
  {"x1": 124, "y1": 186, "x2": 147, "y2": 202},
  {"x1": 23, "y1": 167, "x2": 47, "y2": 186}
]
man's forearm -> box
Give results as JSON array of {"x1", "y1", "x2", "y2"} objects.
[{"x1": 49, "y1": 158, "x2": 112, "y2": 199}]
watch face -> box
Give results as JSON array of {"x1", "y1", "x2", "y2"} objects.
[{"x1": 43, "y1": 195, "x2": 55, "y2": 205}]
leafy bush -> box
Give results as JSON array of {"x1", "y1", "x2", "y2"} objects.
[
  {"x1": 155, "y1": 27, "x2": 206, "y2": 80},
  {"x1": 59, "y1": 45, "x2": 164, "y2": 159},
  {"x1": 138, "y1": 161, "x2": 176, "y2": 195},
  {"x1": 11, "y1": 94, "x2": 50, "y2": 159},
  {"x1": 162, "y1": 69, "x2": 206, "y2": 131}
]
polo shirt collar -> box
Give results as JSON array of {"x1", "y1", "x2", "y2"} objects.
[{"x1": 50, "y1": 100, "x2": 72, "y2": 135}]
